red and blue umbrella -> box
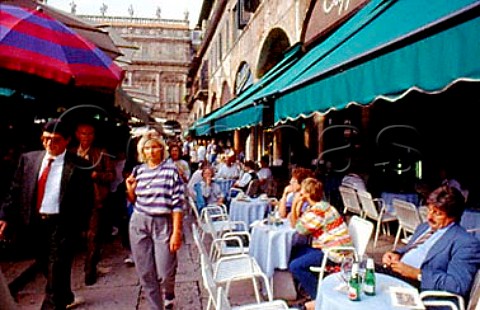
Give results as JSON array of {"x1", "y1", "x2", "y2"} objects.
[{"x1": 0, "y1": 4, "x2": 124, "y2": 91}]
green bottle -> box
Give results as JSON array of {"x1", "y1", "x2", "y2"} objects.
[
  {"x1": 348, "y1": 262, "x2": 361, "y2": 301},
  {"x1": 363, "y1": 258, "x2": 376, "y2": 296}
]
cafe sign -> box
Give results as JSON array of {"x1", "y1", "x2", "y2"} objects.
[{"x1": 303, "y1": 0, "x2": 370, "y2": 46}]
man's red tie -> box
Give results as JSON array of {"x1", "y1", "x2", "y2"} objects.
[{"x1": 36, "y1": 158, "x2": 54, "y2": 212}]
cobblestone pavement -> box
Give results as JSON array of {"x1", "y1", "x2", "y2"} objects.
[{"x1": 1, "y1": 213, "x2": 397, "y2": 309}]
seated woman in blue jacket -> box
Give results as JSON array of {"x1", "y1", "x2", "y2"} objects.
[{"x1": 194, "y1": 166, "x2": 224, "y2": 212}]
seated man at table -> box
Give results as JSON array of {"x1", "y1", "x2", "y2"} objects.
[
  {"x1": 289, "y1": 177, "x2": 352, "y2": 301},
  {"x1": 194, "y1": 166, "x2": 225, "y2": 212},
  {"x1": 216, "y1": 154, "x2": 241, "y2": 179},
  {"x1": 232, "y1": 160, "x2": 258, "y2": 193},
  {"x1": 381, "y1": 185, "x2": 480, "y2": 305}
]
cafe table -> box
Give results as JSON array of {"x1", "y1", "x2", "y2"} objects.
[
  {"x1": 214, "y1": 178, "x2": 235, "y2": 199},
  {"x1": 249, "y1": 219, "x2": 296, "y2": 279},
  {"x1": 315, "y1": 272, "x2": 417, "y2": 310},
  {"x1": 381, "y1": 192, "x2": 420, "y2": 214},
  {"x1": 461, "y1": 208, "x2": 480, "y2": 239},
  {"x1": 229, "y1": 196, "x2": 269, "y2": 228}
]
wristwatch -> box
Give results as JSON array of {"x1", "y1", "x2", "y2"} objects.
[{"x1": 417, "y1": 272, "x2": 422, "y2": 281}]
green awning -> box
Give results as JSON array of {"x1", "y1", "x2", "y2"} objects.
[
  {"x1": 274, "y1": 0, "x2": 480, "y2": 123},
  {"x1": 191, "y1": 43, "x2": 303, "y2": 135}
]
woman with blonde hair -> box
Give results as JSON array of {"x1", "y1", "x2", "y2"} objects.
[
  {"x1": 126, "y1": 133, "x2": 184, "y2": 310},
  {"x1": 289, "y1": 177, "x2": 352, "y2": 302}
]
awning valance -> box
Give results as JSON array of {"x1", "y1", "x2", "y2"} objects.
[
  {"x1": 191, "y1": 44, "x2": 303, "y2": 135},
  {"x1": 274, "y1": 0, "x2": 480, "y2": 123}
]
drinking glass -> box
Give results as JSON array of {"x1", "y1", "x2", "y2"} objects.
[
  {"x1": 358, "y1": 254, "x2": 369, "y2": 283},
  {"x1": 340, "y1": 256, "x2": 354, "y2": 283}
]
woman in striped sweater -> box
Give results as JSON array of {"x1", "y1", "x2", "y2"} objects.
[{"x1": 289, "y1": 177, "x2": 352, "y2": 301}]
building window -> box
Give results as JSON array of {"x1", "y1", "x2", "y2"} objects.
[
  {"x1": 166, "y1": 85, "x2": 178, "y2": 103},
  {"x1": 218, "y1": 33, "x2": 223, "y2": 62},
  {"x1": 234, "y1": 0, "x2": 248, "y2": 30},
  {"x1": 244, "y1": 0, "x2": 260, "y2": 12},
  {"x1": 225, "y1": 19, "x2": 230, "y2": 51},
  {"x1": 235, "y1": 62, "x2": 253, "y2": 95}
]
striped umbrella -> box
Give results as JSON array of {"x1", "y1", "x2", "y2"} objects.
[{"x1": 0, "y1": 4, "x2": 124, "y2": 91}]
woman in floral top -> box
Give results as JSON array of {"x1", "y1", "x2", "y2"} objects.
[{"x1": 289, "y1": 177, "x2": 352, "y2": 299}]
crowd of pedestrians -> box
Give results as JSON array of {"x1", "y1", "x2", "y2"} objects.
[{"x1": 0, "y1": 124, "x2": 479, "y2": 310}]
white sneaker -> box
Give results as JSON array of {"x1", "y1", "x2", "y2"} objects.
[
  {"x1": 164, "y1": 298, "x2": 175, "y2": 310},
  {"x1": 66, "y1": 296, "x2": 85, "y2": 309},
  {"x1": 123, "y1": 254, "x2": 134, "y2": 266}
]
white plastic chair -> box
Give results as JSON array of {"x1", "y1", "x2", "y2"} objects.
[
  {"x1": 418, "y1": 205, "x2": 429, "y2": 222},
  {"x1": 203, "y1": 211, "x2": 251, "y2": 260},
  {"x1": 200, "y1": 252, "x2": 287, "y2": 310},
  {"x1": 229, "y1": 187, "x2": 244, "y2": 200},
  {"x1": 420, "y1": 270, "x2": 480, "y2": 310},
  {"x1": 190, "y1": 196, "x2": 233, "y2": 241},
  {"x1": 192, "y1": 224, "x2": 264, "y2": 309},
  {"x1": 392, "y1": 198, "x2": 422, "y2": 249},
  {"x1": 216, "y1": 286, "x2": 291, "y2": 310},
  {"x1": 356, "y1": 190, "x2": 397, "y2": 248},
  {"x1": 339, "y1": 185, "x2": 363, "y2": 217},
  {"x1": 310, "y1": 215, "x2": 374, "y2": 289}
]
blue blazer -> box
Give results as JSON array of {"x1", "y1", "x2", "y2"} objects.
[{"x1": 397, "y1": 222, "x2": 480, "y2": 301}]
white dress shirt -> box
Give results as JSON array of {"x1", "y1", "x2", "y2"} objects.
[{"x1": 38, "y1": 151, "x2": 66, "y2": 214}]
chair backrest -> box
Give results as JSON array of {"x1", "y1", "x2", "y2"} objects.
[
  {"x1": 356, "y1": 190, "x2": 380, "y2": 219},
  {"x1": 189, "y1": 196, "x2": 200, "y2": 219},
  {"x1": 192, "y1": 223, "x2": 210, "y2": 259},
  {"x1": 200, "y1": 253, "x2": 219, "y2": 310},
  {"x1": 392, "y1": 198, "x2": 422, "y2": 233},
  {"x1": 246, "y1": 179, "x2": 262, "y2": 197},
  {"x1": 468, "y1": 270, "x2": 480, "y2": 310},
  {"x1": 348, "y1": 215, "x2": 374, "y2": 257},
  {"x1": 339, "y1": 185, "x2": 363, "y2": 216},
  {"x1": 229, "y1": 187, "x2": 244, "y2": 200},
  {"x1": 418, "y1": 205, "x2": 429, "y2": 223},
  {"x1": 216, "y1": 286, "x2": 232, "y2": 310}
]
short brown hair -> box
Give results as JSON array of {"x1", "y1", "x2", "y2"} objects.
[
  {"x1": 301, "y1": 177, "x2": 324, "y2": 202},
  {"x1": 292, "y1": 167, "x2": 314, "y2": 184},
  {"x1": 427, "y1": 185, "x2": 466, "y2": 221}
]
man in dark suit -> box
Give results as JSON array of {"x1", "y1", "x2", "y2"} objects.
[{"x1": 0, "y1": 119, "x2": 94, "y2": 310}]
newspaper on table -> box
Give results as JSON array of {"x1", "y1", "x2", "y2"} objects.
[{"x1": 390, "y1": 286, "x2": 425, "y2": 309}]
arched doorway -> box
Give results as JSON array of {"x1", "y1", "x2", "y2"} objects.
[{"x1": 256, "y1": 28, "x2": 291, "y2": 78}]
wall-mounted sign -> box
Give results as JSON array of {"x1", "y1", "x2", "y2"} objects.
[{"x1": 303, "y1": 0, "x2": 370, "y2": 47}]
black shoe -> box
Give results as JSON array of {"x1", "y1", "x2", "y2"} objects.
[{"x1": 85, "y1": 272, "x2": 97, "y2": 286}]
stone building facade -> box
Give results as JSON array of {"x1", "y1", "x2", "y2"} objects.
[
  {"x1": 82, "y1": 15, "x2": 193, "y2": 135},
  {"x1": 187, "y1": 0, "x2": 310, "y2": 160}
]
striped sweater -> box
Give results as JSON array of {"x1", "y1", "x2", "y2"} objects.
[
  {"x1": 296, "y1": 200, "x2": 352, "y2": 263},
  {"x1": 132, "y1": 160, "x2": 185, "y2": 216}
]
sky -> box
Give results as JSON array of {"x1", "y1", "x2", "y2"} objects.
[{"x1": 47, "y1": 0, "x2": 203, "y2": 26}]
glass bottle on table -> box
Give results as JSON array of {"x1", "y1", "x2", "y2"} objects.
[
  {"x1": 348, "y1": 262, "x2": 361, "y2": 301},
  {"x1": 363, "y1": 258, "x2": 376, "y2": 296}
]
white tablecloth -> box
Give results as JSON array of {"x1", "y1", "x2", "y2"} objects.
[
  {"x1": 214, "y1": 179, "x2": 235, "y2": 198},
  {"x1": 381, "y1": 192, "x2": 420, "y2": 214},
  {"x1": 315, "y1": 273, "x2": 415, "y2": 310},
  {"x1": 229, "y1": 197, "x2": 269, "y2": 227},
  {"x1": 249, "y1": 220, "x2": 296, "y2": 278},
  {"x1": 461, "y1": 208, "x2": 480, "y2": 239}
]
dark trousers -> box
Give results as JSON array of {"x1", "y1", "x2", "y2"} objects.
[
  {"x1": 289, "y1": 245, "x2": 324, "y2": 299},
  {"x1": 33, "y1": 216, "x2": 75, "y2": 310},
  {"x1": 85, "y1": 206, "x2": 103, "y2": 278}
]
